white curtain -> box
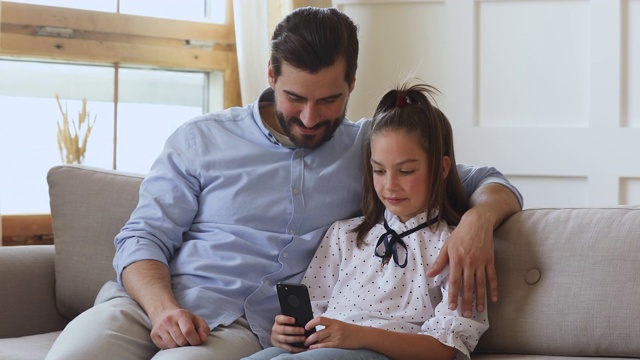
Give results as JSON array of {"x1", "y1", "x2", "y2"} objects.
[{"x1": 233, "y1": 0, "x2": 271, "y2": 105}]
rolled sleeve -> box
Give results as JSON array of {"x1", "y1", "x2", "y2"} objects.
[
  {"x1": 113, "y1": 237, "x2": 171, "y2": 284},
  {"x1": 457, "y1": 163, "x2": 524, "y2": 209},
  {"x1": 112, "y1": 124, "x2": 200, "y2": 285}
]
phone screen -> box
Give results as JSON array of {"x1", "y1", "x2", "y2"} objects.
[{"x1": 276, "y1": 282, "x2": 316, "y2": 348}]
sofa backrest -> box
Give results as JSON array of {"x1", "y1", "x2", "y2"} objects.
[
  {"x1": 48, "y1": 165, "x2": 144, "y2": 320},
  {"x1": 476, "y1": 206, "x2": 640, "y2": 357},
  {"x1": 48, "y1": 165, "x2": 640, "y2": 358}
]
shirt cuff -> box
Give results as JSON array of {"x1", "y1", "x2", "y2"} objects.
[{"x1": 113, "y1": 237, "x2": 170, "y2": 285}]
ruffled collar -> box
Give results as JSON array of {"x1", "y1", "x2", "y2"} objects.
[{"x1": 383, "y1": 210, "x2": 439, "y2": 232}]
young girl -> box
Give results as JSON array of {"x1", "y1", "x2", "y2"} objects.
[{"x1": 245, "y1": 83, "x2": 488, "y2": 360}]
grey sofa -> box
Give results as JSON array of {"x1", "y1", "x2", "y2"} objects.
[{"x1": 0, "y1": 164, "x2": 639, "y2": 359}]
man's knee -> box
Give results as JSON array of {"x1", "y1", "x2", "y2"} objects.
[{"x1": 46, "y1": 298, "x2": 156, "y2": 360}]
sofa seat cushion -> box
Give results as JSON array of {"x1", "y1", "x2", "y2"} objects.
[
  {"x1": 474, "y1": 355, "x2": 627, "y2": 360},
  {"x1": 0, "y1": 331, "x2": 61, "y2": 360}
]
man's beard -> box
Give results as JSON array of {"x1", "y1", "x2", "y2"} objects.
[{"x1": 275, "y1": 110, "x2": 344, "y2": 149}]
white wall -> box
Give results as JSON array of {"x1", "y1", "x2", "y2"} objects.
[{"x1": 335, "y1": 0, "x2": 640, "y2": 209}]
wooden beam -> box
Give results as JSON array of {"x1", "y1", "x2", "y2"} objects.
[
  {"x1": 223, "y1": 0, "x2": 241, "y2": 108},
  {"x1": 2, "y1": 33, "x2": 231, "y2": 71},
  {"x1": 2, "y1": 214, "x2": 52, "y2": 237},
  {"x1": 1, "y1": 214, "x2": 53, "y2": 246},
  {"x1": 0, "y1": 2, "x2": 236, "y2": 72}
]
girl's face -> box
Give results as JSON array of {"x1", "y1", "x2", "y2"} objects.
[{"x1": 370, "y1": 129, "x2": 448, "y2": 223}]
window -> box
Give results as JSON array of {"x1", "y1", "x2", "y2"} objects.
[
  {"x1": 0, "y1": 61, "x2": 213, "y2": 213},
  {"x1": 5, "y1": 0, "x2": 227, "y2": 22},
  {"x1": 0, "y1": 0, "x2": 239, "y2": 216}
]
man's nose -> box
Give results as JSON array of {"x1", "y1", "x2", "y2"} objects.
[{"x1": 299, "y1": 103, "x2": 321, "y2": 128}]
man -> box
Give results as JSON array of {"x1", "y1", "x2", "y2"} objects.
[{"x1": 46, "y1": 7, "x2": 522, "y2": 360}]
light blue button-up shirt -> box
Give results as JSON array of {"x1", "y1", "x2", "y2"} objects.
[{"x1": 113, "y1": 89, "x2": 522, "y2": 347}]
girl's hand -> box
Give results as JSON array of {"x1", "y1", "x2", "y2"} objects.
[
  {"x1": 270, "y1": 315, "x2": 308, "y2": 353},
  {"x1": 305, "y1": 317, "x2": 364, "y2": 350}
]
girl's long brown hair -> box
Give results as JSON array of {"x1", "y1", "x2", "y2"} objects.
[{"x1": 353, "y1": 83, "x2": 469, "y2": 247}]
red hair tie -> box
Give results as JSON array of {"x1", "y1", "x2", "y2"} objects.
[{"x1": 396, "y1": 95, "x2": 410, "y2": 107}]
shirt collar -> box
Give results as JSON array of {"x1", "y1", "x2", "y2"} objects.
[{"x1": 256, "y1": 88, "x2": 296, "y2": 148}]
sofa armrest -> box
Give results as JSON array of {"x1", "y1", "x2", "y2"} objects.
[{"x1": 0, "y1": 245, "x2": 68, "y2": 338}]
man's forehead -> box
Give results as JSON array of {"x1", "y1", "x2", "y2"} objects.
[{"x1": 276, "y1": 61, "x2": 350, "y2": 99}]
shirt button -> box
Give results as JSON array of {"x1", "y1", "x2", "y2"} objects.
[
  {"x1": 293, "y1": 188, "x2": 300, "y2": 194},
  {"x1": 282, "y1": 252, "x2": 288, "y2": 258},
  {"x1": 289, "y1": 229, "x2": 296, "y2": 235}
]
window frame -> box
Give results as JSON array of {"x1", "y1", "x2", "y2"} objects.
[
  {"x1": 0, "y1": 0, "x2": 239, "y2": 242},
  {"x1": 0, "y1": 0, "x2": 240, "y2": 108}
]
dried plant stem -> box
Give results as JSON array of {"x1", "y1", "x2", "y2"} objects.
[{"x1": 56, "y1": 94, "x2": 97, "y2": 164}]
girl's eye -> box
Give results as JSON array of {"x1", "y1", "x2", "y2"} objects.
[
  {"x1": 400, "y1": 170, "x2": 415, "y2": 175},
  {"x1": 372, "y1": 169, "x2": 384, "y2": 175}
]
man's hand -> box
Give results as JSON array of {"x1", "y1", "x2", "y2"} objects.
[
  {"x1": 427, "y1": 183, "x2": 521, "y2": 317},
  {"x1": 150, "y1": 308, "x2": 210, "y2": 349},
  {"x1": 427, "y1": 208, "x2": 496, "y2": 317},
  {"x1": 122, "y1": 260, "x2": 210, "y2": 349}
]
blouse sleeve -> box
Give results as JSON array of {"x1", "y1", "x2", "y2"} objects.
[
  {"x1": 302, "y1": 220, "x2": 346, "y2": 317},
  {"x1": 419, "y1": 237, "x2": 490, "y2": 359}
]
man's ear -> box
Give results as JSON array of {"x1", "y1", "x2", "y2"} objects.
[
  {"x1": 268, "y1": 60, "x2": 276, "y2": 88},
  {"x1": 442, "y1": 156, "x2": 451, "y2": 180},
  {"x1": 349, "y1": 76, "x2": 356, "y2": 93}
]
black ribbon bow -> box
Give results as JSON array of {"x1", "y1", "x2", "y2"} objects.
[{"x1": 374, "y1": 216, "x2": 438, "y2": 268}]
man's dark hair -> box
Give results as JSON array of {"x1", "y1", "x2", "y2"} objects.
[{"x1": 270, "y1": 7, "x2": 359, "y2": 84}]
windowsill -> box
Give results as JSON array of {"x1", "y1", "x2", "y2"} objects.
[{"x1": 1, "y1": 214, "x2": 53, "y2": 246}]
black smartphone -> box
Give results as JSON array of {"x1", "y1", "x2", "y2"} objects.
[{"x1": 276, "y1": 282, "x2": 316, "y2": 348}]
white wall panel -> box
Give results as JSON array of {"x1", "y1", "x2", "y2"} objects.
[
  {"x1": 476, "y1": 1, "x2": 590, "y2": 127},
  {"x1": 508, "y1": 175, "x2": 589, "y2": 208},
  {"x1": 336, "y1": 1, "x2": 446, "y2": 120},
  {"x1": 625, "y1": 0, "x2": 640, "y2": 127},
  {"x1": 336, "y1": 0, "x2": 640, "y2": 208},
  {"x1": 620, "y1": 178, "x2": 640, "y2": 205}
]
